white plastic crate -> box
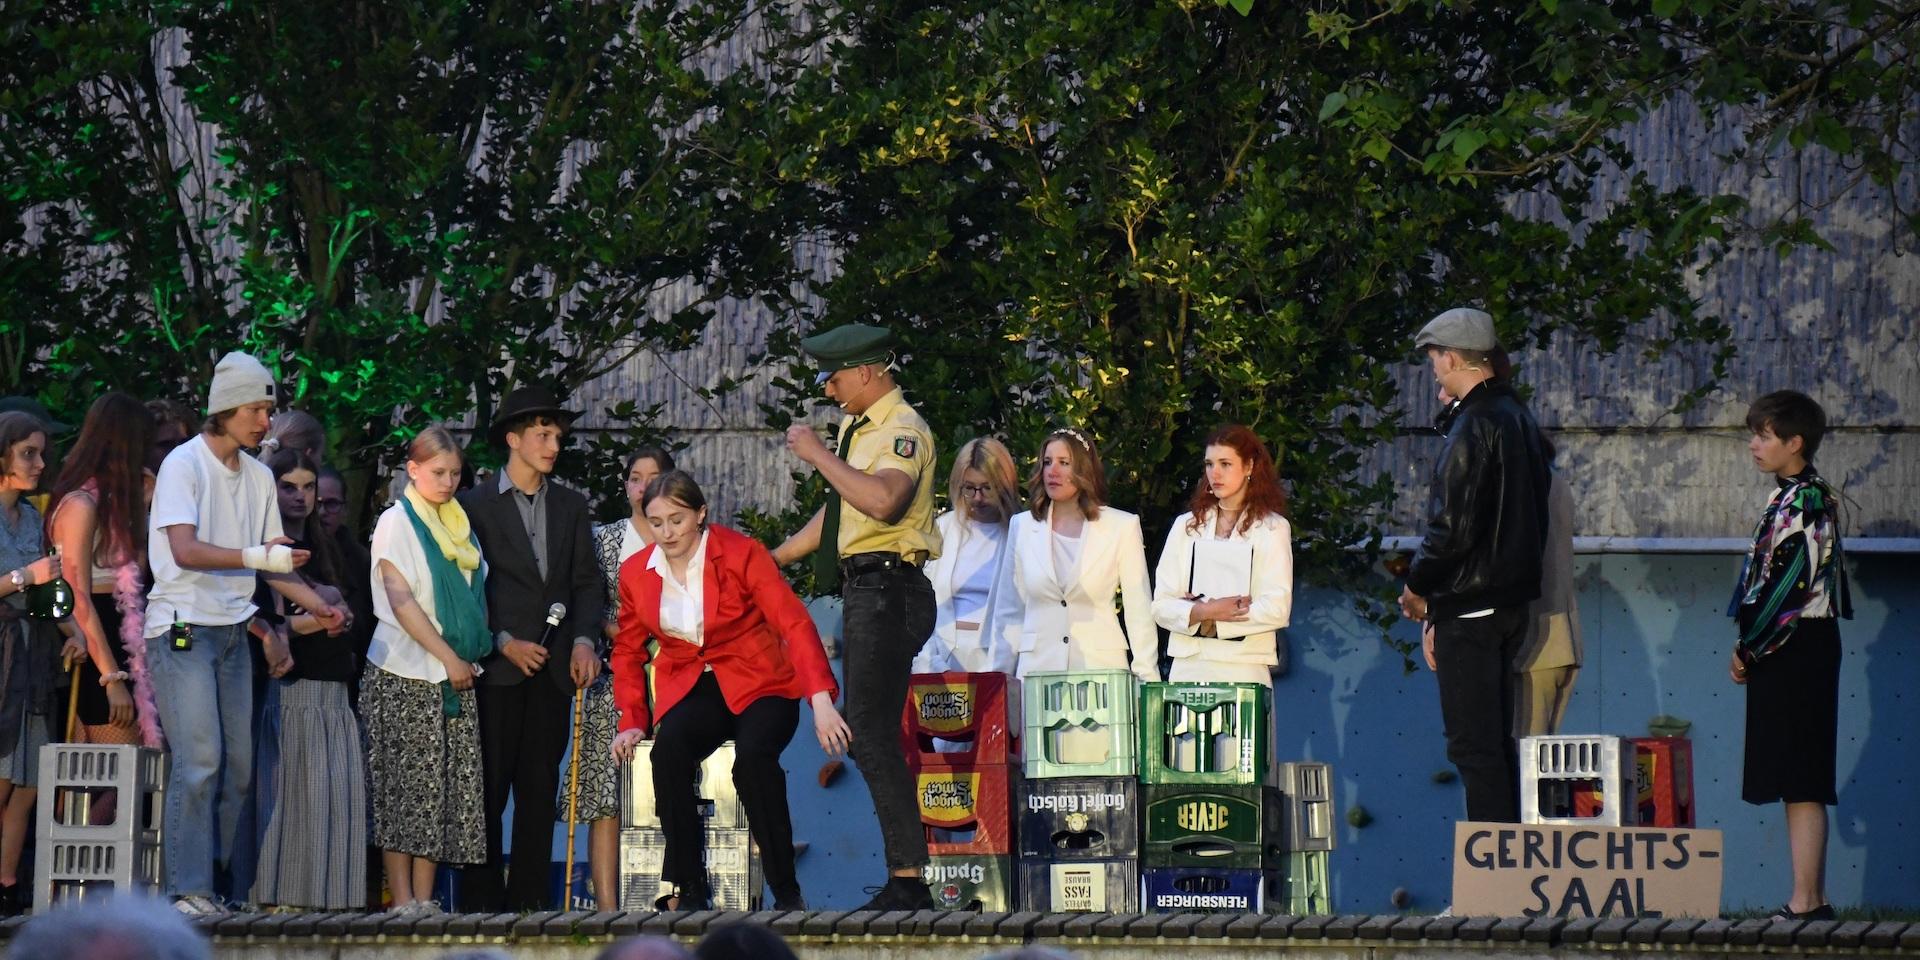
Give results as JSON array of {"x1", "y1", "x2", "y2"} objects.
[
  {"x1": 1520, "y1": 734, "x2": 1635, "y2": 826},
  {"x1": 33, "y1": 744, "x2": 170, "y2": 911},
  {"x1": 617, "y1": 826, "x2": 761, "y2": 910},
  {"x1": 619, "y1": 740, "x2": 746, "y2": 829}
]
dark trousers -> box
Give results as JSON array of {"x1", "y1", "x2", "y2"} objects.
[
  {"x1": 653, "y1": 672, "x2": 801, "y2": 896},
  {"x1": 1433, "y1": 607, "x2": 1526, "y2": 822},
  {"x1": 460, "y1": 677, "x2": 571, "y2": 912},
  {"x1": 841, "y1": 564, "x2": 935, "y2": 871}
]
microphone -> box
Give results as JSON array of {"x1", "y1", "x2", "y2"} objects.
[{"x1": 536, "y1": 602, "x2": 567, "y2": 649}]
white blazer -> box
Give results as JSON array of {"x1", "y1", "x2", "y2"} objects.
[
  {"x1": 1151, "y1": 509, "x2": 1293, "y2": 676},
  {"x1": 997, "y1": 504, "x2": 1159, "y2": 682},
  {"x1": 914, "y1": 511, "x2": 1017, "y2": 675}
]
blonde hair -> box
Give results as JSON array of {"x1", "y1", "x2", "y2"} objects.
[
  {"x1": 948, "y1": 437, "x2": 1020, "y2": 521},
  {"x1": 407, "y1": 425, "x2": 466, "y2": 465}
]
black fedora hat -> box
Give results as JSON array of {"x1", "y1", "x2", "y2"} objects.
[{"x1": 489, "y1": 386, "x2": 579, "y2": 447}]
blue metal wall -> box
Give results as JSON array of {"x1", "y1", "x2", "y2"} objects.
[{"x1": 557, "y1": 553, "x2": 1913, "y2": 914}]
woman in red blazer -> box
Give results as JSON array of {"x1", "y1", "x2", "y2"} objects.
[{"x1": 610, "y1": 470, "x2": 847, "y2": 911}]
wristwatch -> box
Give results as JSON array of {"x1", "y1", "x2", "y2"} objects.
[{"x1": 7, "y1": 569, "x2": 22, "y2": 590}]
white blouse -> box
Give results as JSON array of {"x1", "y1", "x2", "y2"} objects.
[
  {"x1": 948, "y1": 523, "x2": 1003, "y2": 623},
  {"x1": 648, "y1": 529, "x2": 708, "y2": 648}
]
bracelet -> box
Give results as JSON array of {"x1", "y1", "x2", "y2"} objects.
[{"x1": 98, "y1": 671, "x2": 130, "y2": 686}]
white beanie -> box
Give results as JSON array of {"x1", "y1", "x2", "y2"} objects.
[{"x1": 206, "y1": 351, "x2": 277, "y2": 415}]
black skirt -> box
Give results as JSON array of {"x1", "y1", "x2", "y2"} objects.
[
  {"x1": 1743, "y1": 617, "x2": 1842, "y2": 805},
  {"x1": 76, "y1": 593, "x2": 129, "y2": 727}
]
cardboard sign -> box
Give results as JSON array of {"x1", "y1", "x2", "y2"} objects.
[{"x1": 1452, "y1": 822, "x2": 1723, "y2": 918}]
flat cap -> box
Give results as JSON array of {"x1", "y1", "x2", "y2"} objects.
[
  {"x1": 801, "y1": 323, "x2": 896, "y2": 381},
  {"x1": 1413, "y1": 307, "x2": 1499, "y2": 353}
]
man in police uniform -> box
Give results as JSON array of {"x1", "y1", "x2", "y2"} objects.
[{"x1": 772, "y1": 323, "x2": 942, "y2": 911}]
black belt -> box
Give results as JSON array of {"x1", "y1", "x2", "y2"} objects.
[{"x1": 839, "y1": 551, "x2": 921, "y2": 577}]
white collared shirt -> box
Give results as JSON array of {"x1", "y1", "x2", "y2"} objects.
[{"x1": 648, "y1": 529, "x2": 709, "y2": 647}]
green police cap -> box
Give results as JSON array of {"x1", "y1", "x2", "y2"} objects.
[{"x1": 800, "y1": 323, "x2": 896, "y2": 383}]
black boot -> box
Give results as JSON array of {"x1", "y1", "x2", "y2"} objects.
[
  {"x1": 770, "y1": 883, "x2": 807, "y2": 911},
  {"x1": 656, "y1": 877, "x2": 712, "y2": 911},
  {"x1": 0, "y1": 881, "x2": 24, "y2": 917},
  {"x1": 854, "y1": 876, "x2": 932, "y2": 912}
]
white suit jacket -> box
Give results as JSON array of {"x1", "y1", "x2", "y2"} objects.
[
  {"x1": 997, "y1": 504, "x2": 1159, "y2": 682},
  {"x1": 1151, "y1": 510, "x2": 1293, "y2": 670},
  {"x1": 914, "y1": 511, "x2": 1017, "y2": 675}
]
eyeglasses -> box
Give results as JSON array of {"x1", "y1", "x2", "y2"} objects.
[
  {"x1": 959, "y1": 484, "x2": 994, "y2": 499},
  {"x1": 318, "y1": 498, "x2": 346, "y2": 512}
]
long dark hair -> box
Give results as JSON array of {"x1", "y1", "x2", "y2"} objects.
[
  {"x1": 265, "y1": 447, "x2": 339, "y2": 588},
  {"x1": 1185, "y1": 424, "x2": 1288, "y2": 536},
  {"x1": 46, "y1": 392, "x2": 152, "y2": 561}
]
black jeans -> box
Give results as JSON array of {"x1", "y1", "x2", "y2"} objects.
[
  {"x1": 841, "y1": 563, "x2": 935, "y2": 870},
  {"x1": 461, "y1": 677, "x2": 571, "y2": 912},
  {"x1": 653, "y1": 672, "x2": 801, "y2": 896},
  {"x1": 1433, "y1": 607, "x2": 1526, "y2": 822}
]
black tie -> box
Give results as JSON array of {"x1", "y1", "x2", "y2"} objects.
[{"x1": 813, "y1": 416, "x2": 869, "y2": 594}]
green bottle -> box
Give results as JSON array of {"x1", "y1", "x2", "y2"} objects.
[{"x1": 26, "y1": 547, "x2": 74, "y2": 620}]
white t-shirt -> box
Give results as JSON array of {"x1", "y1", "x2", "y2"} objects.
[
  {"x1": 1050, "y1": 529, "x2": 1082, "y2": 587},
  {"x1": 144, "y1": 435, "x2": 283, "y2": 635},
  {"x1": 367, "y1": 501, "x2": 486, "y2": 682}
]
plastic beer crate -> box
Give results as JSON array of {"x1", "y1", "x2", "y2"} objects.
[
  {"x1": 923, "y1": 854, "x2": 1014, "y2": 911},
  {"x1": 1139, "y1": 682, "x2": 1270, "y2": 785},
  {"x1": 1019, "y1": 776, "x2": 1138, "y2": 861},
  {"x1": 1630, "y1": 737, "x2": 1695, "y2": 827},
  {"x1": 901, "y1": 672, "x2": 1014, "y2": 768},
  {"x1": 918, "y1": 763, "x2": 1017, "y2": 856},
  {"x1": 1520, "y1": 734, "x2": 1634, "y2": 827},
  {"x1": 1142, "y1": 865, "x2": 1277, "y2": 914},
  {"x1": 33, "y1": 745, "x2": 168, "y2": 912},
  {"x1": 617, "y1": 826, "x2": 761, "y2": 910},
  {"x1": 1142, "y1": 784, "x2": 1282, "y2": 869},
  {"x1": 1022, "y1": 671, "x2": 1138, "y2": 779},
  {"x1": 1275, "y1": 761, "x2": 1336, "y2": 852},
  {"x1": 1016, "y1": 857, "x2": 1139, "y2": 913},
  {"x1": 619, "y1": 740, "x2": 747, "y2": 829}
]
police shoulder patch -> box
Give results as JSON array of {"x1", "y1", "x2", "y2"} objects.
[{"x1": 893, "y1": 435, "x2": 918, "y2": 459}]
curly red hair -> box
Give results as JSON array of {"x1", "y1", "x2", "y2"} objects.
[{"x1": 1185, "y1": 424, "x2": 1288, "y2": 536}]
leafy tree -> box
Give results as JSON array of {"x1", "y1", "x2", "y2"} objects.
[
  {"x1": 0, "y1": 0, "x2": 780, "y2": 517},
  {"x1": 727, "y1": 0, "x2": 1915, "y2": 661}
]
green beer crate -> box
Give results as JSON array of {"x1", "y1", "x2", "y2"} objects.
[
  {"x1": 923, "y1": 854, "x2": 1014, "y2": 912},
  {"x1": 1142, "y1": 784, "x2": 1283, "y2": 869},
  {"x1": 1278, "y1": 849, "x2": 1331, "y2": 914},
  {"x1": 1023, "y1": 670, "x2": 1138, "y2": 779},
  {"x1": 1139, "y1": 682, "x2": 1270, "y2": 785}
]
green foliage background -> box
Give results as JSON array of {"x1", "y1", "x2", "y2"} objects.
[{"x1": 3, "y1": 0, "x2": 1911, "y2": 617}]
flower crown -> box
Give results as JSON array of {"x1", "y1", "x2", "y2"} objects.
[{"x1": 1050, "y1": 427, "x2": 1093, "y2": 450}]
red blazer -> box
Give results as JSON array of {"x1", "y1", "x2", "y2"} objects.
[{"x1": 613, "y1": 524, "x2": 839, "y2": 734}]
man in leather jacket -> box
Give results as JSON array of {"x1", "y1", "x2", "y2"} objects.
[{"x1": 1399, "y1": 307, "x2": 1551, "y2": 822}]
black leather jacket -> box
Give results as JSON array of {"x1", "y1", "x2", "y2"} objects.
[{"x1": 1407, "y1": 378, "x2": 1552, "y2": 619}]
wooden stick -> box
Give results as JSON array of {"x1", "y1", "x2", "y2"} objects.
[{"x1": 563, "y1": 686, "x2": 585, "y2": 909}]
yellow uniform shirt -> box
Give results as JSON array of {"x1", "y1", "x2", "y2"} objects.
[{"x1": 837, "y1": 387, "x2": 941, "y2": 562}]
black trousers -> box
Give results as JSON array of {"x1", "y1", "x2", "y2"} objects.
[
  {"x1": 841, "y1": 563, "x2": 935, "y2": 870},
  {"x1": 653, "y1": 672, "x2": 800, "y2": 897},
  {"x1": 460, "y1": 676, "x2": 571, "y2": 912},
  {"x1": 1433, "y1": 607, "x2": 1527, "y2": 823}
]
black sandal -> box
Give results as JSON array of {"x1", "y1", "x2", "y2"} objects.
[{"x1": 1770, "y1": 903, "x2": 1835, "y2": 921}]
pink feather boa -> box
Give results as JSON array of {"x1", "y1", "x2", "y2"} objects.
[{"x1": 112, "y1": 562, "x2": 163, "y2": 748}]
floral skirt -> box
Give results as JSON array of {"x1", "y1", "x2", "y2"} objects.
[
  {"x1": 557, "y1": 671, "x2": 621, "y2": 823},
  {"x1": 358, "y1": 665, "x2": 486, "y2": 864}
]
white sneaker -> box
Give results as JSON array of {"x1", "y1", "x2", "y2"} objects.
[
  {"x1": 172, "y1": 895, "x2": 230, "y2": 918},
  {"x1": 391, "y1": 900, "x2": 445, "y2": 918}
]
